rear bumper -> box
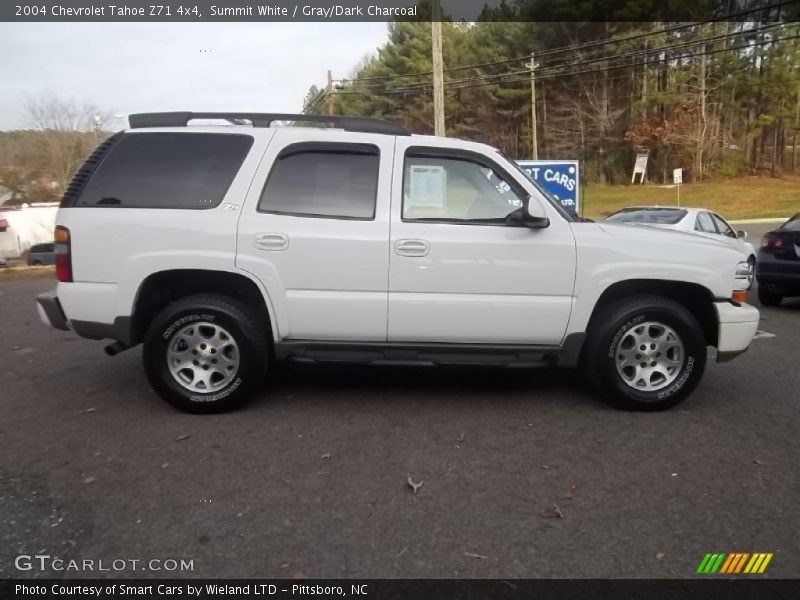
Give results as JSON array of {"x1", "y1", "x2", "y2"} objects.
[
  {"x1": 714, "y1": 300, "x2": 759, "y2": 362},
  {"x1": 36, "y1": 289, "x2": 134, "y2": 343},
  {"x1": 756, "y1": 272, "x2": 800, "y2": 295},
  {"x1": 756, "y1": 254, "x2": 800, "y2": 294},
  {"x1": 36, "y1": 290, "x2": 69, "y2": 331}
]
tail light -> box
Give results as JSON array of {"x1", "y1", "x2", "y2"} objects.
[
  {"x1": 54, "y1": 226, "x2": 73, "y2": 282},
  {"x1": 0, "y1": 218, "x2": 8, "y2": 232},
  {"x1": 760, "y1": 233, "x2": 784, "y2": 252}
]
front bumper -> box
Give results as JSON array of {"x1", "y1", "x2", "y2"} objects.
[
  {"x1": 714, "y1": 300, "x2": 759, "y2": 362},
  {"x1": 36, "y1": 290, "x2": 70, "y2": 331}
]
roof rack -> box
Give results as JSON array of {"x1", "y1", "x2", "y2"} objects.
[{"x1": 127, "y1": 112, "x2": 410, "y2": 136}]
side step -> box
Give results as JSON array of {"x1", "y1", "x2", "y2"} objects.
[{"x1": 274, "y1": 335, "x2": 585, "y2": 369}]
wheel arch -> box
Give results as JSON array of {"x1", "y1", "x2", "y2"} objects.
[
  {"x1": 128, "y1": 269, "x2": 278, "y2": 346},
  {"x1": 585, "y1": 279, "x2": 718, "y2": 348}
]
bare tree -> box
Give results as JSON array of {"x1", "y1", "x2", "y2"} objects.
[
  {"x1": 22, "y1": 92, "x2": 113, "y2": 195},
  {"x1": 24, "y1": 92, "x2": 113, "y2": 132}
]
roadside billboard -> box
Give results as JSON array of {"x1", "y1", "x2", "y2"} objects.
[{"x1": 516, "y1": 160, "x2": 580, "y2": 214}]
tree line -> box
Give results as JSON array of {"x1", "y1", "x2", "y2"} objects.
[{"x1": 306, "y1": 3, "x2": 800, "y2": 184}]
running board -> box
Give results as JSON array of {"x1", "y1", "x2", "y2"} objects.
[{"x1": 274, "y1": 334, "x2": 585, "y2": 369}]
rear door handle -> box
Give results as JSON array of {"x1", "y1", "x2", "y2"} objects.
[
  {"x1": 254, "y1": 232, "x2": 289, "y2": 251},
  {"x1": 395, "y1": 239, "x2": 429, "y2": 257}
]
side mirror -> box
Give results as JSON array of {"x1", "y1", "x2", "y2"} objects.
[
  {"x1": 506, "y1": 195, "x2": 549, "y2": 229},
  {"x1": 736, "y1": 230, "x2": 747, "y2": 239}
]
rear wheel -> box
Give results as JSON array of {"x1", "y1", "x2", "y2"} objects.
[
  {"x1": 584, "y1": 295, "x2": 707, "y2": 411},
  {"x1": 757, "y1": 285, "x2": 782, "y2": 307},
  {"x1": 143, "y1": 294, "x2": 270, "y2": 413}
]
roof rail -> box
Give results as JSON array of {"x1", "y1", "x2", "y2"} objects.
[{"x1": 127, "y1": 112, "x2": 410, "y2": 136}]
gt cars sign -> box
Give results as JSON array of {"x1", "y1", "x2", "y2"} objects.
[{"x1": 516, "y1": 160, "x2": 580, "y2": 214}]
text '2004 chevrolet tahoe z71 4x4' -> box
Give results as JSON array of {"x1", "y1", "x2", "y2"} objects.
[{"x1": 37, "y1": 112, "x2": 759, "y2": 413}]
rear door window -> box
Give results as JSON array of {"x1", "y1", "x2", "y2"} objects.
[
  {"x1": 258, "y1": 144, "x2": 379, "y2": 220},
  {"x1": 710, "y1": 213, "x2": 735, "y2": 238},
  {"x1": 695, "y1": 212, "x2": 716, "y2": 233},
  {"x1": 77, "y1": 133, "x2": 253, "y2": 209}
]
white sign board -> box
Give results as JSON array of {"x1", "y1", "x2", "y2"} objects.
[
  {"x1": 673, "y1": 168, "x2": 683, "y2": 185},
  {"x1": 631, "y1": 150, "x2": 649, "y2": 184}
]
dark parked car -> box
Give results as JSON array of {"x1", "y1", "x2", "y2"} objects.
[
  {"x1": 756, "y1": 213, "x2": 800, "y2": 306},
  {"x1": 27, "y1": 242, "x2": 55, "y2": 266}
]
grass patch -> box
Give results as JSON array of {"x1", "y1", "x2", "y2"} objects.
[
  {"x1": 581, "y1": 176, "x2": 800, "y2": 221},
  {"x1": 0, "y1": 265, "x2": 55, "y2": 280}
]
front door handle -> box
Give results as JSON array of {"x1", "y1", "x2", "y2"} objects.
[
  {"x1": 395, "y1": 239, "x2": 429, "y2": 257},
  {"x1": 254, "y1": 232, "x2": 289, "y2": 251}
]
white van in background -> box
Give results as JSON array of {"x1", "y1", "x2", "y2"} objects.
[{"x1": 0, "y1": 203, "x2": 58, "y2": 259}]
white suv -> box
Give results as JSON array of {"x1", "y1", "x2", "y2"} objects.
[{"x1": 37, "y1": 112, "x2": 759, "y2": 413}]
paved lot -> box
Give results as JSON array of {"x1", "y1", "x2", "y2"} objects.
[{"x1": 1, "y1": 223, "x2": 798, "y2": 580}]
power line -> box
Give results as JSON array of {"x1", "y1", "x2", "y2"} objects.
[
  {"x1": 335, "y1": 24, "x2": 795, "y2": 97},
  {"x1": 333, "y1": 0, "x2": 795, "y2": 86},
  {"x1": 444, "y1": 33, "x2": 800, "y2": 93},
  {"x1": 336, "y1": 22, "x2": 790, "y2": 95}
]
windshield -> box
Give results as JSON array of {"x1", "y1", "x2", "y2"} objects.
[
  {"x1": 605, "y1": 207, "x2": 687, "y2": 225},
  {"x1": 496, "y1": 151, "x2": 576, "y2": 222}
]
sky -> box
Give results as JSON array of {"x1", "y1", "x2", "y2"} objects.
[{"x1": 0, "y1": 22, "x2": 390, "y2": 130}]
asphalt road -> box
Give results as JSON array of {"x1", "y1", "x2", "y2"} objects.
[{"x1": 1, "y1": 222, "x2": 798, "y2": 580}]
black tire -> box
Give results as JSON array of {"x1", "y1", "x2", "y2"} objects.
[
  {"x1": 143, "y1": 294, "x2": 270, "y2": 413},
  {"x1": 757, "y1": 285, "x2": 782, "y2": 307},
  {"x1": 583, "y1": 295, "x2": 707, "y2": 411}
]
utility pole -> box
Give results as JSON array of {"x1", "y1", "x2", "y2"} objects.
[
  {"x1": 431, "y1": 0, "x2": 445, "y2": 136},
  {"x1": 529, "y1": 53, "x2": 539, "y2": 159},
  {"x1": 326, "y1": 70, "x2": 334, "y2": 116},
  {"x1": 529, "y1": 52, "x2": 539, "y2": 159}
]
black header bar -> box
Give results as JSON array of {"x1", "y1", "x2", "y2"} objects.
[{"x1": 3, "y1": 0, "x2": 797, "y2": 23}]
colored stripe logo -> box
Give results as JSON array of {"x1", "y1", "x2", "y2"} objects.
[{"x1": 696, "y1": 553, "x2": 773, "y2": 574}]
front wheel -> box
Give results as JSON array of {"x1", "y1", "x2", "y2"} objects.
[
  {"x1": 583, "y1": 296, "x2": 707, "y2": 411},
  {"x1": 757, "y1": 285, "x2": 782, "y2": 307},
  {"x1": 143, "y1": 294, "x2": 270, "y2": 413}
]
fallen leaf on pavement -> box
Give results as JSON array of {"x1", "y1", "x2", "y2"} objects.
[
  {"x1": 321, "y1": 453, "x2": 331, "y2": 460},
  {"x1": 541, "y1": 505, "x2": 563, "y2": 519},
  {"x1": 407, "y1": 475, "x2": 424, "y2": 494},
  {"x1": 656, "y1": 552, "x2": 665, "y2": 560},
  {"x1": 176, "y1": 434, "x2": 190, "y2": 441},
  {"x1": 82, "y1": 476, "x2": 96, "y2": 485},
  {"x1": 464, "y1": 552, "x2": 487, "y2": 560},
  {"x1": 563, "y1": 485, "x2": 578, "y2": 499}
]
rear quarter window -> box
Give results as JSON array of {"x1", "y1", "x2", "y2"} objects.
[{"x1": 76, "y1": 133, "x2": 253, "y2": 209}]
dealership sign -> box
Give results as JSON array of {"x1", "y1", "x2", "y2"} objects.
[{"x1": 516, "y1": 160, "x2": 580, "y2": 213}]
